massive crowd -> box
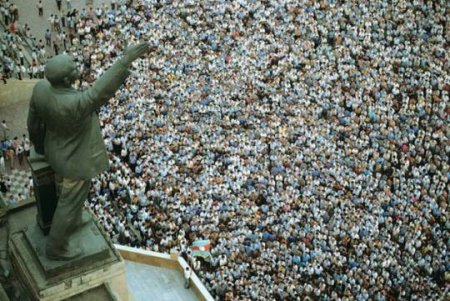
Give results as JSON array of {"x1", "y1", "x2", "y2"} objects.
[
  {"x1": 2, "y1": 0, "x2": 450, "y2": 300},
  {"x1": 0, "y1": 0, "x2": 47, "y2": 83}
]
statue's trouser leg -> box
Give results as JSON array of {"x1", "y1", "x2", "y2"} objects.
[{"x1": 46, "y1": 175, "x2": 90, "y2": 254}]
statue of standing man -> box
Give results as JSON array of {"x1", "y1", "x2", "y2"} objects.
[{"x1": 27, "y1": 43, "x2": 150, "y2": 260}]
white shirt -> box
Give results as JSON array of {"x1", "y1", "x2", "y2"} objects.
[{"x1": 184, "y1": 268, "x2": 192, "y2": 279}]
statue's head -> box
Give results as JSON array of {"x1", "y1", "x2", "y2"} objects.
[{"x1": 45, "y1": 54, "x2": 80, "y2": 88}]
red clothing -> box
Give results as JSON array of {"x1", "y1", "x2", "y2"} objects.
[{"x1": 9, "y1": 22, "x2": 16, "y2": 34}]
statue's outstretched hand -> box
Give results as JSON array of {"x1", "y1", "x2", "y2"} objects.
[{"x1": 121, "y1": 42, "x2": 150, "y2": 66}]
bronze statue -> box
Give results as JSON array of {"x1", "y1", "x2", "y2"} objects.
[{"x1": 27, "y1": 43, "x2": 149, "y2": 260}]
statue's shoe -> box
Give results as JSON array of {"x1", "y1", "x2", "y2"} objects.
[{"x1": 46, "y1": 247, "x2": 83, "y2": 261}]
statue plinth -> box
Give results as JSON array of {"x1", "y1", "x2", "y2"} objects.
[
  {"x1": 9, "y1": 210, "x2": 129, "y2": 301},
  {"x1": 27, "y1": 148, "x2": 58, "y2": 235}
]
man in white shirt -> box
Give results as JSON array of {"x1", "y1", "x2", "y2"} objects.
[
  {"x1": 1, "y1": 120, "x2": 8, "y2": 140},
  {"x1": 0, "y1": 155, "x2": 5, "y2": 175},
  {"x1": 184, "y1": 266, "x2": 192, "y2": 289}
]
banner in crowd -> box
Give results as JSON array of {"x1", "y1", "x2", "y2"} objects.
[{"x1": 190, "y1": 239, "x2": 211, "y2": 259}]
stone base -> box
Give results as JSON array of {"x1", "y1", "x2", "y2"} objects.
[
  {"x1": 8, "y1": 213, "x2": 129, "y2": 301},
  {"x1": 23, "y1": 211, "x2": 110, "y2": 279}
]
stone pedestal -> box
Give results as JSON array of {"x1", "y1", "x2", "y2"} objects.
[
  {"x1": 27, "y1": 149, "x2": 58, "y2": 235},
  {"x1": 8, "y1": 211, "x2": 129, "y2": 301}
]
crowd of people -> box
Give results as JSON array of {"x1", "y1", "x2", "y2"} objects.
[
  {"x1": 0, "y1": 0, "x2": 51, "y2": 82},
  {"x1": 2, "y1": 0, "x2": 450, "y2": 300},
  {"x1": 0, "y1": 122, "x2": 32, "y2": 206}
]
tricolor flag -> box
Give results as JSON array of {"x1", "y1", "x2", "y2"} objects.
[{"x1": 190, "y1": 239, "x2": 211, "y2": 259}]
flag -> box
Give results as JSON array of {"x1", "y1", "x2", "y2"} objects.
[{"x1": 190, "y1": 239, "x2": 211, "y2": 259}]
